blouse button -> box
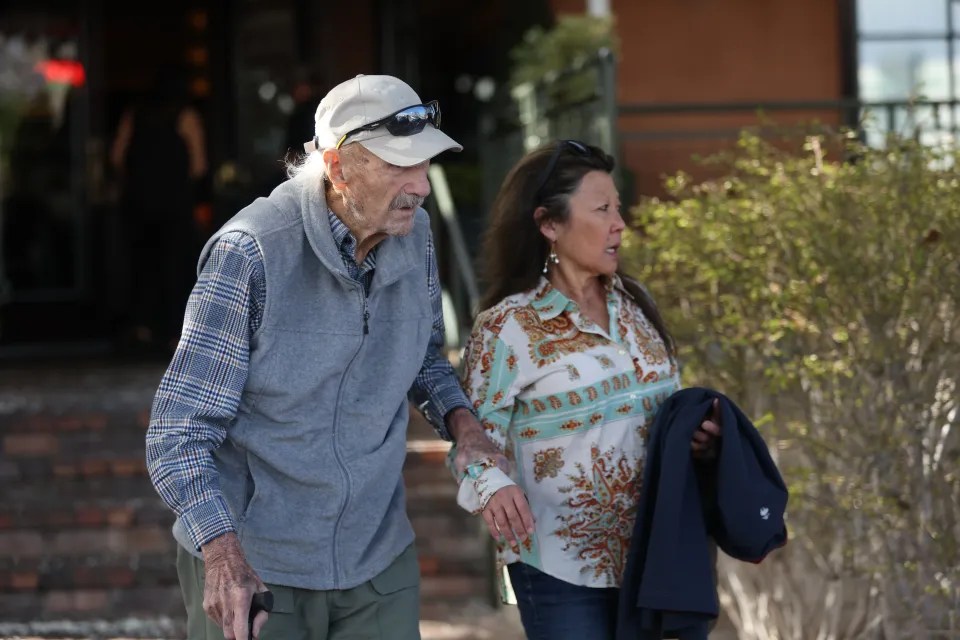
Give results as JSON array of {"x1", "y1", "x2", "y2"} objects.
[{"x1": 618, "y1": 349, "x2": 627, "y2": 356}]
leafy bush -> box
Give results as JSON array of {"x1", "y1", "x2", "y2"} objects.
[{"x1": 621, "y1": 131, "x2": 960, "y2": 638}]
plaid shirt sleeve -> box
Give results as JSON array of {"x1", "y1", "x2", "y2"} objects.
[
  {"x1": 145, "y1": 231, "x2": 265, "y2": 550},
  {"x1": 410, "y1": 232, "x2": 473, "y2": 441}
]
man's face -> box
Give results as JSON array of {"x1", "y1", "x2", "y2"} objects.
[{"x1": 343, "y1": 146, "x2": 431, "y2": 237}]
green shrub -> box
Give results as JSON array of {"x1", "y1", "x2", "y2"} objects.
[{"x1": 622, "y1": 130, "x2": 960, "y2": 637}]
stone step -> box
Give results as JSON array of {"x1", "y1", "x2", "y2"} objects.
[
  {"x1": 0, "y1": 502, "x2": 170, "y2": 535},
  {"x1": 0, "y1": 552, "x2": 178, "y2": 591},
  {"x1": 0, "y1": 585, "x2": 184, "y2": 621},
  {"x1": 0, "y1": 524, "x2": 176, "y2": 563},
  {"x1": 0, "y1": 410, "x2": 148, "y2": 434},
  {"x1": 3, "y1": 476, "x2": 160, "y2": 508}
]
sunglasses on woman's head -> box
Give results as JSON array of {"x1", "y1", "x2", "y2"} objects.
[
  {"x1": 333, "y1": 100, "x2": 442, "y2": 150},
  {"x1": 533, "y1": 139, "x2": 592, "y2": 203}
]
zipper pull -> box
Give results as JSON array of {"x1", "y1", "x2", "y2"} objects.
[{"x1": 363, "y1": 309, "x2": 370, "y2": 334}]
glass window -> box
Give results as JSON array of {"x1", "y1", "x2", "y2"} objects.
[
  {"x1": 955, "y1": 38, "x2": 960, "y2": 91},
  {"x1": 859, "y1": 40, "x2": 951, "y2": 100},
  {"x1": 857, "y1": 0, "x2": 947, "y2": 35},
  {"x1": 857, "y1": 0, "x2": 960, "y2": 143}
]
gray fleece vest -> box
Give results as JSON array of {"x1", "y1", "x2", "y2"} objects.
[{"x1": 172, "y1": 179, "x2": 433, "y2": 590}]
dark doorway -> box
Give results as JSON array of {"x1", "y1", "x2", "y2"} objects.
[
  {"x1": 99, "y1": 2, "x2": 224, "y2": 355},
  {"x1": 0, "y1": 1, "x2": 231, "y2": 355}
]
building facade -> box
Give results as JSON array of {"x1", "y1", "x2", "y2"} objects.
[{"x1": 2, "y1": 0, "x2": 954, "y2": 350}]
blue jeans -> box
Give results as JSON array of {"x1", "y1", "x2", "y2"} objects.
[{"x1": 507, "y1": 562, "x2": 618, "y2": 640}]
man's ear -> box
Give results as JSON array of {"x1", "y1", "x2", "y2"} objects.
[
  {"x1": 534, "y1": 206, "x2": 557, "y2": 243},
  {"x1": 322, "y1": 149, "x2": 348, "y2": 190}
]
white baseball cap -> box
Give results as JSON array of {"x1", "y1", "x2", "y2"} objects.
[{"x1": 306, "y1": 74, "x2": 462, "y2": 167}]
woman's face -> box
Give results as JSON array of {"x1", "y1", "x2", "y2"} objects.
[{"x1": 544, "y1": 170, "x2": 625, "y2": 279}]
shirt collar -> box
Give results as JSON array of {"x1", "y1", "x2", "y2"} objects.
[
  {"x1": 327, "y1": 209, "x2": 356, "y2": 254},
  {"x1": 530, "y1": 277, "x2": 573, "y2": 321},
  {"x1": 529, "y1": 274, "x2": 628, "y2": 321},
  {"x1": 327, "y1": 208, "x2": 380, "y2": 271}
]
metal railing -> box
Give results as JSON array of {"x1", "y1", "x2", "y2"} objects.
[
  {"x1": 613, "y1": 97, "x2": 960, "y2": 201},
  {"x1": 617, "y1": 98, "x2": 960, "y2": 144},
  {"x1": 426, "y1": 164, "x2": 479, "y2": 353},
  {"x1": 478, "y1": 48, "x2": 621, "y2": 214}
]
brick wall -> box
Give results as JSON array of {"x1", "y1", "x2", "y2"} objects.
[{"x1": 0, "y1": 363, "x2": 495, "y2": 627}]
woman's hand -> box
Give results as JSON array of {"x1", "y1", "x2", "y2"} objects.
[
  {"x1": 482, "y1": 485, "x2": 536, "y2": 549},
  {"x1": 691, "y1": 398, "x2": 722, "y2": 459}
]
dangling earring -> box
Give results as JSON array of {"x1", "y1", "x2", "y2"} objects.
[{"x1": 542, "y1": 244, "x2": 560, "y2": 274}]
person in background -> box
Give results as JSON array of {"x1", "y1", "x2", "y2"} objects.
[{"x1": 110, "y1": 63, "x2": 207, "y2": 352}]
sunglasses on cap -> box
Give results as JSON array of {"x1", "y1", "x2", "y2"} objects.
[
  {"x1": 533, "y1": 139, "x2": 592, "y2": 203},
  {"x1": 332, "y1": 100, "x2": 442, "y2": 150}
]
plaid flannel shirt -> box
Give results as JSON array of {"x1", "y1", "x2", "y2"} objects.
[{"x1": 146, "y1": 209, "x2": 469, "y2": 549}]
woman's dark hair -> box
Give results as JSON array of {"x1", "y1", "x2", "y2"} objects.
[{"x1": 478, "y1": 140, "x2": 675, "y2": 356}]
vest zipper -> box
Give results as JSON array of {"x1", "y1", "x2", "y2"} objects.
[{"x1": 329, "y1": 285, "x2": 367, "y2": 588}]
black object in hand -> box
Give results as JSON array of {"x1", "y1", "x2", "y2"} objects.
[{"x1": 248, "y1": 590, "x2": 273, "y2": 638}]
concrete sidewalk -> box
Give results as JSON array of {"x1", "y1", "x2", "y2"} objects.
[{"x1": 0, "y1": 602, "x2": 524, "y2": 639}]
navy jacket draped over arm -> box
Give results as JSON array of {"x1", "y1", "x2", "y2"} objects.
[{"x1": 616, "y1": 387, "x2": 788, "y2": 640}]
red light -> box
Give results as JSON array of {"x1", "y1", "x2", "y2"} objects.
[{"x1": 35, "y1": 60, "x2": 86, "y2": 87}]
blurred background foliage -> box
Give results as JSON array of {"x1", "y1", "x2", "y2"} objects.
[
  {"x1": 509, "y1": 13, "x2": 618, "y2": 87},
  {"x1": 507, "y1": 14, "x2": 617, "y2": 108}
]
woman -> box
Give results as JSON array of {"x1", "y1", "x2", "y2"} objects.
[{"x1": 452, "y1": 140, "x2": 721, "y2": 639}]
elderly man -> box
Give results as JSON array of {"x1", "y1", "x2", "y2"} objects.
[{"x1": 146, "y1": 75, "x2": 533, "y2": 640}]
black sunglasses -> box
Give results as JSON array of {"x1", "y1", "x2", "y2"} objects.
[
  {"x1": 334, "y1": 100, "x2": 442, "y2": 150},
  {"x1": 533, "y1": 139, "x2": 592, "y2": 203}
]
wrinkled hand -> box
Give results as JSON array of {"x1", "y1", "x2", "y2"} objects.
[
  {"x1": 448, "y1": 408, "x2": 512, "y2": 478},
  {"x1": 446, "y1": 408, "x2": 536, "y2": 544},
  {"x1": 201, "y1": 532, "x2": 269, "y2": 640},
  {"x1": 691, "y1": 398, "x2": 722, "y2": 459},
  {"x1": 481, "y1": 485, "x2": 535, "y2": 549}
]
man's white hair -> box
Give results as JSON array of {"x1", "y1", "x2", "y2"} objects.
[
  {"x1": 285, "y1": 148, "x2": 328, "y2": 184},
  {"x1": 285, "y1": 144, "x2": 365, "y2": 187}
]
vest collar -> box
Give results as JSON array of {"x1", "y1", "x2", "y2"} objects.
[{"x1": 299, "y1": 183, "x2": 418, "y2": 290}]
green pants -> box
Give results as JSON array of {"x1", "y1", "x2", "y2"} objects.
[{"x1": 176, "y1": 543, "x2": 421, "y2": 640}]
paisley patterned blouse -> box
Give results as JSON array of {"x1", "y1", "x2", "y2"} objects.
[{"x1": 452, "y1": 275, "x2": 680, "y2": 590}]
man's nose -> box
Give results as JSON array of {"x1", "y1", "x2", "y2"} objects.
[{"x1": 408, "y1": 165, "x2": 431, "y2": 198}]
